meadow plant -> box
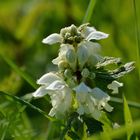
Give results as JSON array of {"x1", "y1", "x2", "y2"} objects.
[{"x1": 33, "y1": 23, "x2": 135, "y2": 138}]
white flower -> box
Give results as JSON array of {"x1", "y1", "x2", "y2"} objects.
[
  {"x1": 42, "y1": 24, "x2": 109, "y2": 46},
  {"x1": 107, "y1": 80, "x2": 123, "y2": 94},
  {"x1": 77, "y1": 43, "x2": 89, "y2": 69},
  {"x1": 42, "y1": 24, "x2": 107, "y2": 70},
  {"x1": 52, "y1": 44, "x2": 74, "y2": 65},
  {"x1": 42, "y1": 33, "x2": 62, "y2": 45},
  {"x1": 79, "y1": 24, "x2": 109, "y2": 41},
  {"x1": 32, "y1": 72, "x2": 72, "y2": 118},
  {"x1": 91, "y1": 88, "x2": 113, "y2": 112},
  {"x1": 74, "y1": 82, "x2": 113, "y2": 120},
  {"x1": 78, "y1": 41, "x2": 103, "y2": 68}
]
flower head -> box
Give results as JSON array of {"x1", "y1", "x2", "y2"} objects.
[
  {"x1": 33, "y1": 72, "x2": 72, "y2": 118},
  {"x1": 42, "y1": 24, "x2": 107, "y2": 71},
  {"x1": 74, "y1": 82, "x2": 113, "y2": 120},
  {"x1": 32, "y1": 23, "x2": 134, "y2": 120},
  {"x1": 42, "y1": 23, "x2": 108, "y2": 45}
]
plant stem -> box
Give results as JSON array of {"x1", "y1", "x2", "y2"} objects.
[
  {"x1": 111, "y1": 97, "x2": 140, "y2": 109},
  {"x1": 83, "y1": 0, "x2": 96, "y2": 23},
  {"x1": 0, "y1": 53, "x2": 38, "y2": 89},
  {"x1": 132, "y1": 0, "x2": 140, "y2": 80}
]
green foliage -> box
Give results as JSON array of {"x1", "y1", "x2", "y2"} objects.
[
  {"x1": 123, "y1": 95, "x2": 139, "y2": 140},
  {"x1": 0, "y1": 0, "x2": 140, "y2": 139}
]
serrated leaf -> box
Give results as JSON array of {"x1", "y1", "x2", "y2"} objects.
[
  {"x1": 96, "y1": 56, "x2": 121, "y2": 68},
  {"x1": 111, "y1": 62, "x2": 135, "y2": 78}
]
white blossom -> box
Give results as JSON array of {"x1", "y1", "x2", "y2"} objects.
[
  {"x1": 42, "y1": 33, "x2": 62, "y2": 45},
  {"x1": 52, "y1": 44, "x2": 74, "y2": 65},
  {"x1": 74, "y1": 82, "x2": 113, "y2": 120},
  {"x1": 32, "y1": 72, "x2": 72, "y2": 118},
  {"x1": 80, "y1": 25, "x2": 109, "y2": 41},
  {"x1": 107, "y1": 80, "x2": 123, "y2": 94}
]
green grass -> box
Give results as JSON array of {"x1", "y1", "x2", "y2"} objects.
[{"x1": 0, "y1": 0, "x2": 140, "y2": 139}]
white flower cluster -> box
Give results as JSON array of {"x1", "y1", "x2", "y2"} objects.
[{"x1": 33, "y1": 24, "x2": 123, "y2": 119}]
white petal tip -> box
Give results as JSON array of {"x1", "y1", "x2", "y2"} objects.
[
  {"x1": 42, "y1": 33, "x2": 62, "y2": 45},
  {"x1": 42, "y1": 39, "x2": 47, "y2": 44}
]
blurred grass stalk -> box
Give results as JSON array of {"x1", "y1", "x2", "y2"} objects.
[
  {"x1": 0, "y1": 53, "x2": 38, "y2": 89},
  {"x1": 83, "y1": 0, "x2": 96, "y2": 23},
  {"x1": 132, "y1": 0, "x2": 140, "y2": 80}
]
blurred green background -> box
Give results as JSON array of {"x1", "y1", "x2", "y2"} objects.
[{"x1": 0, "y1": 0, "x2": 140, "y2": 139}]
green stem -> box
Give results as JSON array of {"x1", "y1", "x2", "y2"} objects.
[
  {"x1": 111, "y1": 97, "x2": 140, "y2": 109},
  {"x1": 83, "y1": 0, "x2": 96, "y2": 23},
  {"x1": 132, "y1": 0, "x2": 140, "y2": 80}
]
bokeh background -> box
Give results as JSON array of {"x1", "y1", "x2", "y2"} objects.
[{"x1": 0, "y1": 0, "x2": 140, "y2": 139}]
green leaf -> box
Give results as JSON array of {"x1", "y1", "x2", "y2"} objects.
[
  {"x1": 99, "y1": 112, "x2": 112, "y2": 132},
  {"x1": 123, "y1": 95, "x2": 138, "y2": 140},
  {"x1": 82, "y1": 123, "x2": 87, "y2": 140},
  {"x1": 0, "y1": 91, "x2": 54, "y2": 121},
  {"x1": 98, "y1": 113, "x2": 112, "y2": 140},
  {"x1": 96, "y1": 56, "x2": 121, "y2": 69}
]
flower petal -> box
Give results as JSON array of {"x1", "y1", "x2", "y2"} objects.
[
  {"x1": 107, "y1": 80, "x2": 123, "y2": 94},
  {"x1": 52, "y1": 44, "x2": 73, "y2": 65},
  {"x1": 37, "y1": 72, "x2": 61, "y2": 85},
  {"x1": 92, "y1": 87, "x2": 110, "y2": 101},
  {"x1": 32, "y1": 86, "x2": 47, "y2": 97},
  {"x1": 104, "y1": 103, "x2": 113, "y2": 112},
  {"x1": 84, "y1": 41, "x2": 101, "y2": 54},
  {"x1": 49, "y1": 108, "x2": 56, "y2": 117},
  {"x1": 42, "y1": 33, "x2": 62, "y2": 45},
  {"x1": 74, "y1": 82, "x2": 92, "y2": 94},
  {"x1": 49, "y1": 87, "x2": 72, "y2": 118},
  {"x1": 77, "y1": 43, "x2": 89, "y2": 69},
  {"x1": 86, "y1": 31, "x2": 109, "y2": 41},
  {"x1": 46, "y1": 80, "x2": 65, "y2": 91},
  {"x1": 81, "y1": 26, "x2": 96, "y2": 38},
  {"x1": 91, "y1": 87, "x2": 112, "y2": 111}
]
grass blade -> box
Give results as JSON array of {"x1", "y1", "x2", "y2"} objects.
[
  {"x1": 0, "y1": 91, "x2": 54, "y2": 121},
  {"x1": 0, "y1": 53, "x2": 38, "y2": 89},
  {"x1": 123, "y1": 95, "x2": 134, "y2": 140},
  {"x1": 110, "y1": 97, "x2": 140, "y2": 109},
  {"x1": 83, "y1": 0, "x2": 96, "y2": 23},
  {"x1": 132, "y1": 0, "x2": 140, "y2": 80}
]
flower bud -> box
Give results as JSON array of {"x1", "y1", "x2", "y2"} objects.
[
  {"x1": 70, "y1": 24, "x2": 77, "y2": 36},
  {"x1": 90, "y1": 72, "x2": 96, "y2": 79},
  {"x1": 66, "y1": 49, "x2": 76, "y2": 63},
  {"x1": 64, "y1": 69, "x2": 72, "y2": 78},
  {"x1": 65, "y1": 32, "x2": 71, "y2": 39},
  {"x1": 60, "y1": 28, "x2": 67, "y2": 37},
  {"x1": 81, "y1": 68, "x2": 90, "y2": 78},
  {"x1": 77, "y1": 43, "x2": 89, "y2": 69},
  {"x1": 58, "y1": 61, "x2": 69, "y2": 71},
  {"x1": 66, "y1": 49, "x2": 77, "y2": 71}
]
